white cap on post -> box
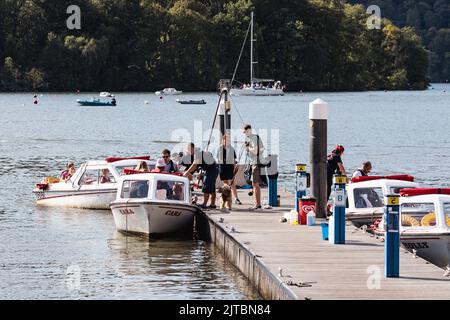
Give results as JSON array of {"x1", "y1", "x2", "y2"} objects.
[
  {"x1": 218, "y1": 99, "x2": 225, "y2": 116},
  {"x1": 309, "y1": 98, "x2": 328, "y2": 120}
]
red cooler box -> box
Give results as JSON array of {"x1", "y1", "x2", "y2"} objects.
[{"x1": 298, "y1": 197, "x2": 316, "y2": 225}]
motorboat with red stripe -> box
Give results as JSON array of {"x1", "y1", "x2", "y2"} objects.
[
  {"x1": 374, "y1": 188, "x2": 450, "y2": 270},
  {"x1": 110, "y1": 172, "x2": 197, "y2": 238},
  {"x1": 32, "y1": 156, "x2": 155, "y2": 209},
  {"x1": 344, "y1": 174, "x2": 419, "y2": 228}
]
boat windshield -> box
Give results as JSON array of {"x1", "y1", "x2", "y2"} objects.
[
  {"x1": 401, "y1": 203, "x2": 436, "y2": 227},
  {"x1": 444, "y1": 203, "x2": 450, "y2": 227},
  {"x1": 79, "y1": 169, "x2": 116, "y2": 185},
  {"x1": 121, "y1": 180, "x2": 149, "y2": 199},
  {"x1": 155, "y1": 180, "x2": 185, "y2": 201},
  {"x1": 354, "y1": 187, "x2": 384, "y2": 208}
]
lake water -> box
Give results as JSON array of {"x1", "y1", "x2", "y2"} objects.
[{"x1": 0, "y1": 84, "x2": 449, "y2": 299}]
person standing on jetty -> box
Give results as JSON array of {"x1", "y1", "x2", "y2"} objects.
[
  {"x1": 183, "y1": 149, "x2": 219, "y2": 209},
  {"x1": 352, "y1": 161, "x2": 372, "y2": 178},
  {"x1": 217, "y1": 134, "x2": 241, "y2": 205},
  {"x1": 243, "y1": 124, "x2": 264, "y2": 210},
  {"x1": 326, "y1": 145, "x2": 346, "y2": 200}
]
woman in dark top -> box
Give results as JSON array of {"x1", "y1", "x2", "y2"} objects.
[
  {"x1": 326, "y1": 145, "x2": 346, "y2": 200},
  {"x1": 217, "y1": 135, "x2": 241, "y2": 205}
]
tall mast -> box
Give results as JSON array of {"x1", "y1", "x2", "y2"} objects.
[{"x1": 250, "y1": 11, "x2": 254, "y2": 86}]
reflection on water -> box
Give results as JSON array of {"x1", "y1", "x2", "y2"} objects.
[{"x1": 0, "y1": 206, "x2": 260, "y2": 299}]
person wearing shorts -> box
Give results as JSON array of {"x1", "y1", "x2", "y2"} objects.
[
  {"x1": 217, "y1": 134, "x2": 241, "y2": 205},
  {"x1": 183, "y1": 150, "x2": 219, "y2": 209},
  {"x1": 243, "y1": 124, "x2": 264, "y2": 210}
]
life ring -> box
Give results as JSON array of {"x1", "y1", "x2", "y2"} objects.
[
  {"x1": 421, "y1": 212, "x2": 450, "y2": 227},
  {"x1": 401, "y1": 214, "x2": 420, "y2": 227},
  {"x1": 421, "y1": 212, "x2": 436, "y2": 227}
]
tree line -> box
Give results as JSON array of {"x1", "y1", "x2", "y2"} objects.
[
  {"x1": 349, "y1": 0, "x2": 450, "y2": 83},
  {"x1": 0, "y1": 0, "x2": 430, "y2": 92}
]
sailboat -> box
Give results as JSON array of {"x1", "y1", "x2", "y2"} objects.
[{"x1": 230, "y1": 12, "x2": 284, "y2": 96}]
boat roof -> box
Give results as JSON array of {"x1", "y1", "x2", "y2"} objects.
[
  {"x1": 348, "y1": 179, "x2": 419, "y2": 189},
  {"x1": 119, "y1": 173, "x2": 189, "y2": 183},
  {"x1": 400, "y1": 194, "x2": 450, "y2": 203},
  {"x1": 83, "y1": 159, "x2": 154, "y2": 168}
]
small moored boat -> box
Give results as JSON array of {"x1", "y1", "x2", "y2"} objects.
[
  {"x1": 344, "y1": 175, "x2": 419, "y2": 228},
  {"x1": 375, "y1": 188, "x2": 450, "y2": 270},
  {"x1": 110, "y1": 172, "x2": 198, "y2": 238},
  {"x1": 176, "y1": 99, "x2": 206, "y2": 105},
  {"x1": 77, "y1": 97, "x2": 116, "y2": 106},
  {"x1": 33, "y1": 156, "x2": 154, "y2": 209},
  {"x1": 155, "y1": 88, "x2": 182, "y2": 96}
]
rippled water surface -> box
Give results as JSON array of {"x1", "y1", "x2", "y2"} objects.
[{"x1": 0, "y1": 85, "x2": 449, "y2": 299}]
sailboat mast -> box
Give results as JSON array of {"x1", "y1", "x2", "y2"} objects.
[{"x1": 250, "y1": 11, "x2": 254, "y2": 86}]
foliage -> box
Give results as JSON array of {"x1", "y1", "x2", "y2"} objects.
[
  {"x1": 349, "y1": 0, "x2": 450, "y2": 82},
  {"x1": 0, "y1": 0, "x2": 429, "y2": 91}
]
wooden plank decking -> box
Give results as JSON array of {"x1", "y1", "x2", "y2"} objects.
[{"x1": 202, "y1": 188, "x2": 450, "y2": 300}]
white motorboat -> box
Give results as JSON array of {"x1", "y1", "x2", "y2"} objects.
[
  {"x1": 33, "y1": 157, "x2": 155, "y2": 209},
  {"x1": 229, "y1": 12, "x2": 284, "y2": 96},
  {"x1": 154, "y1": 88, "x2": 182, "y2": 95},
  {"x1": 375, "y1": 188, "x2": 450, "y2": 270},
  {"x1": 345, "y1": 175, "x2": 419, "y2": 228},
  {"x1": 110, "y1": 172, "x2": 197, "y2": 238}
]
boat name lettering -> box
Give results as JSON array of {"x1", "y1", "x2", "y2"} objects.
[
  {"x1": 119, "y1": 208, "x2": 135, "y2": 215},
  {"x1": 403, "y1": 242, "x2": 429, "y2": 250},
  {"x1": 165, "y1": 210, "x2": 182, "y2": 216}
]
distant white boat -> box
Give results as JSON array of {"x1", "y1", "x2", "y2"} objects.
[
  {"x1": 155, "y1": 88, "x2": 182, "y2": 95},
  {"x1": 230, "y1": 12, "x2": 284, "y2": 97}
]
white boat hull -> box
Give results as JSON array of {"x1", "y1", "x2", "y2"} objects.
[
  {"x1": 230, "y1": 88, "x2": 284, "y2": 96},
  {"x1": 33, "y1": 189, "x2": 116, "y2": 210},
  {"x1": 110, "y1": 201, "x2": 197, "y2": 237},
  {"x1": 401, "y1": 233, "x2": 450, "y2": 269},
  {"x1": 346, "y1": 210, "x2": 384, "y2": 228}
]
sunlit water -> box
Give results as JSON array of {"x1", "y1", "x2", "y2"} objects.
[{"x1": 0, "y1": 84, "x2": 449, "y2": 299}]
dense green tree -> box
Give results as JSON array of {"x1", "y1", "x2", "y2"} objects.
[{"x1": 0, "y1": 0, "x2": 430, "y2": 91}]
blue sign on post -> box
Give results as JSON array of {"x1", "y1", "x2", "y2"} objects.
[
  {"x1": 295, "y1": 164, "x2": 307, "y2": 214},
  {"x1": 330, "y1": 175, "x2": 346, "y2": 244},
  {"x1": 385, "y1": 194, "x2": 400, "y2": 278}
]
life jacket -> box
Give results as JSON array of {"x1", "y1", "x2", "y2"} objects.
[{"x1": 356, "y1": 169, "x2": 367, "y2": 176}]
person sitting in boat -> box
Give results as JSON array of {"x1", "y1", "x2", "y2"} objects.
[
  {"x1": 135, "y1": 161, "x2": 149, "y2": 172},
  {"x1": 152, "y1": 158, "x2": 167, "y2": 173},
  {"x1": 161, "y1": 149, "x2": 178, "y2": 173},
  {"x1": 100, "y1": 169, "x2": 112, "y2": 183},
  {"x1": 60, "y1": 162, "x2": 75, "y2": 182},
  {"x1": 111, "y1": 97, "x2": 116, "y2": 106},
  {"x1": 352, "y1": 161, "x2": 372, "y2": 178},
  {"x1": 172, "y1": 183, "x2": 184, "y2": 201}
]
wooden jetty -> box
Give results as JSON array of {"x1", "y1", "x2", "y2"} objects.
[{"x1": 198, "y1": 189, "x2": 450, "y2": 300}]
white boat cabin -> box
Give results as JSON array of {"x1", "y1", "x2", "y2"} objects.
[
  {"x1": 345, "y1": 175, "x2": 419, "y2": 227},
  {"x1": 115, "y1": 173, "x2": 191, "y2": 204},
  {"x1": 65, "y1": 158, "x2": 155, "y2": 189},
  {"x1": 399, "y1": 190, "x2": 450, "y2": 231}
]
